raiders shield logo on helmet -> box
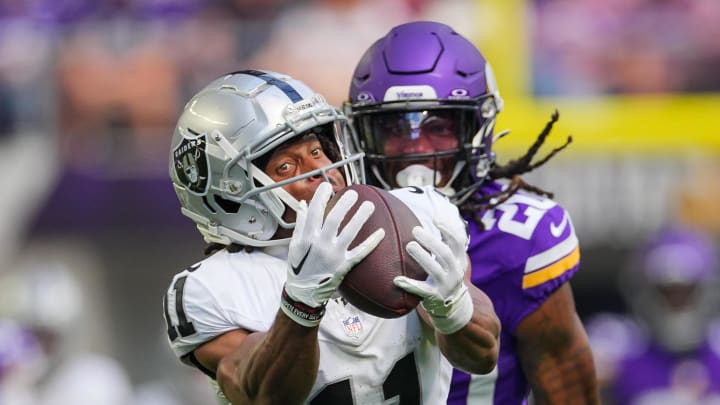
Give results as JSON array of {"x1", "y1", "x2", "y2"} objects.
[{"x1": 173, "y1": 133, "x2": 209, "y2": 195}]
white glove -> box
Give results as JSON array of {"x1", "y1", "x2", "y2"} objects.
[
  {"x1": 394, "y1": 220, "x2": 473, "y2": 335},
  {"x1": 282, "y1": 182, "x2": 385, "y2": 327}
]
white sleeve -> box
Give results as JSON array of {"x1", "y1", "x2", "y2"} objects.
[
  {"x1": 163, "y1": 251, "x2": 286, "y2": 359},
  {"x1": 389, "y1": 185, "x2": 465, "y2": 238}
]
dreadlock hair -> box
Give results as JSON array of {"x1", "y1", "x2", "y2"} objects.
[{"x1": 461, "y1": 110, "x2": 572, "y2": 229}]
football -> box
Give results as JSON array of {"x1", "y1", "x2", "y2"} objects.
[{"x1": 325, "y1": 184, "x2": 427, "y2": 318}]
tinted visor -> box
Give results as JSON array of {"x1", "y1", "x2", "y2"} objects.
[
  {"x1": 355, "y1": 109, "x2": 477, "y2": 154},
  {"x1": 353, "y1": 108, "x2": 478, "y2": 188}
]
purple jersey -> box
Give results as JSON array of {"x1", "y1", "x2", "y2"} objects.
[
  {"x1": 612, "y1": 337, "x2": 720, "y2": 404},
  {"x1": 448, "y1": 181, "x2": 581, "y2": 405}
]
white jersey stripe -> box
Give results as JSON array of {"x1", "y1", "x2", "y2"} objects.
[
  {"x1": 524, "y1": 226, "x2": 579, "y2": 274},
  {"x1": 467, "y1": 366, "x2": 498, "y2": 403}
]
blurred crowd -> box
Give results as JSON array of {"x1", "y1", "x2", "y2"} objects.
[
  {"x1": 0, "y1": 0, "x2": 293, "y2": 173},
  {"x1": 0, "y1": 0, "x2": 473, "y2": 174},
  {"x1": 532, "y1": 0, "x2": 720, "y2": 95}
]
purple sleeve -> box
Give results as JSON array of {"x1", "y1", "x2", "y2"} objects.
[{"x1": 467, "y1": 191, "x2": 581, "y2": 334}]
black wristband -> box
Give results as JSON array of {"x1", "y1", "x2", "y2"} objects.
[{"x1": 280, "y1": 288, "x2": 326, "y2": 326}]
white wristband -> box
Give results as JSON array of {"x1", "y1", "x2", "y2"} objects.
[{"x1": 427, "y1": 289, "x2": 473, "y2": 335}]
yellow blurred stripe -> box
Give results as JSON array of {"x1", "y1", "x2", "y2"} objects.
[
  {"x1": 496, "y1": 95, "x2": 720, "y2": 154},
  {"x1": 473, "y1": 0, "x2": 720, "y2": 154}
]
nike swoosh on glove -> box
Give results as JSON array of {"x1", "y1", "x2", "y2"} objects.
[{"x1": 282, "y1": 182, "x2": 385, "y2": 327}]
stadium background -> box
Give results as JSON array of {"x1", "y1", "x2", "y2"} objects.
[{"x1": 0, "y1": 0, "x2": 718, "y2": 402}]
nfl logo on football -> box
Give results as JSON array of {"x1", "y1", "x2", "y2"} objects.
[{"x1": 341, "y1": 315, "x2": 363, "y2": 338}]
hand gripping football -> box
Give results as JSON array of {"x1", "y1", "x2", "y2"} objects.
[{"x1": 325, "y1": 184, "x2": 427, "y2": 318}]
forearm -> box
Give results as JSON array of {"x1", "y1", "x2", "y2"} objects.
[
  {"x1": 217, "y1": 311, "x2": 319, "y2": 404},
  {"x1": 518, "y1": 284, "x2": 599, "y2": 404},
  {"x1": 524, "y1": 320, "x2": 598, "y2": 404},
  {"x1": 436, "y1": 285, "x2": 500, "y2": 374}
]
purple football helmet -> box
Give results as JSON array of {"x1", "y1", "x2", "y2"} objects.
[
  {"x1": 621, "y1": 225, "x2": 720, "y2": 352},
  {"x1": 345, "y1": 21, "x2": 503, "y2": 203},
  {"x1": 0, "y1": 320, "x2": 43, "y2": 381}
]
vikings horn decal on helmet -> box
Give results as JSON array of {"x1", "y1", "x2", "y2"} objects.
[
  {"x1": 346, "y1": 21, "x2": 503, "y2": 204},
  {"x1": 169, "y1": 70, "x2": 364, "y2": 247}
]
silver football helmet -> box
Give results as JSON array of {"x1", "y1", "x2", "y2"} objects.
[{"x1": 169, "y1": 70, "x2": 364, "y2": 247}]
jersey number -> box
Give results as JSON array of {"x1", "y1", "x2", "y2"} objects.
[
  {"x1": 309, "y1": 352, "x2": 420, "y2": 404},
  {"x1": 481, "y1": 193, "x2": 555, "y2": 240},
  {"x1": 164, "y1": 265, "x2": 200, "y2": 341}
]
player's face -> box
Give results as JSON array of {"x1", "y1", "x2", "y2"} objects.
[
  {"x1": 656, "y1": 283, "x2": 697, "y2": 310},
  {"x1": 377, "y1": 111, "x2": 459, "y2": 187},
  {"x1": 382, "y1": 113, "x2": 459, "y2": 156},
  {"x1": 263, "y1": 134, "x2": 346, "y2": 205}
]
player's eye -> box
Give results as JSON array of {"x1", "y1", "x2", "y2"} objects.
[
  {"x1": 422, "y1": 117, "x2": 454, "y2": 135},
  {"x1": 311, "y1": 147, "x2": 322, "y2": 157},
  {"x1": 275, "y1": 161, "x2": 293, "y2": 176},
  {"x1": 380, "y1": 121, "x2": 404, "y2": 137}
]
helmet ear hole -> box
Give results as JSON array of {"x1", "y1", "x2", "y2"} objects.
[
  {"x1": 214, "y1": 196, "x2": 241, "y2": 214},
  {"x1": 201, "y1": 196, "x2": 216, "y2": 214}
]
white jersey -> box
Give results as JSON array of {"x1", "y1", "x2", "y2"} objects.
[{"x1": 163, "y1": 186, "x2": 462, "y2": 405}]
